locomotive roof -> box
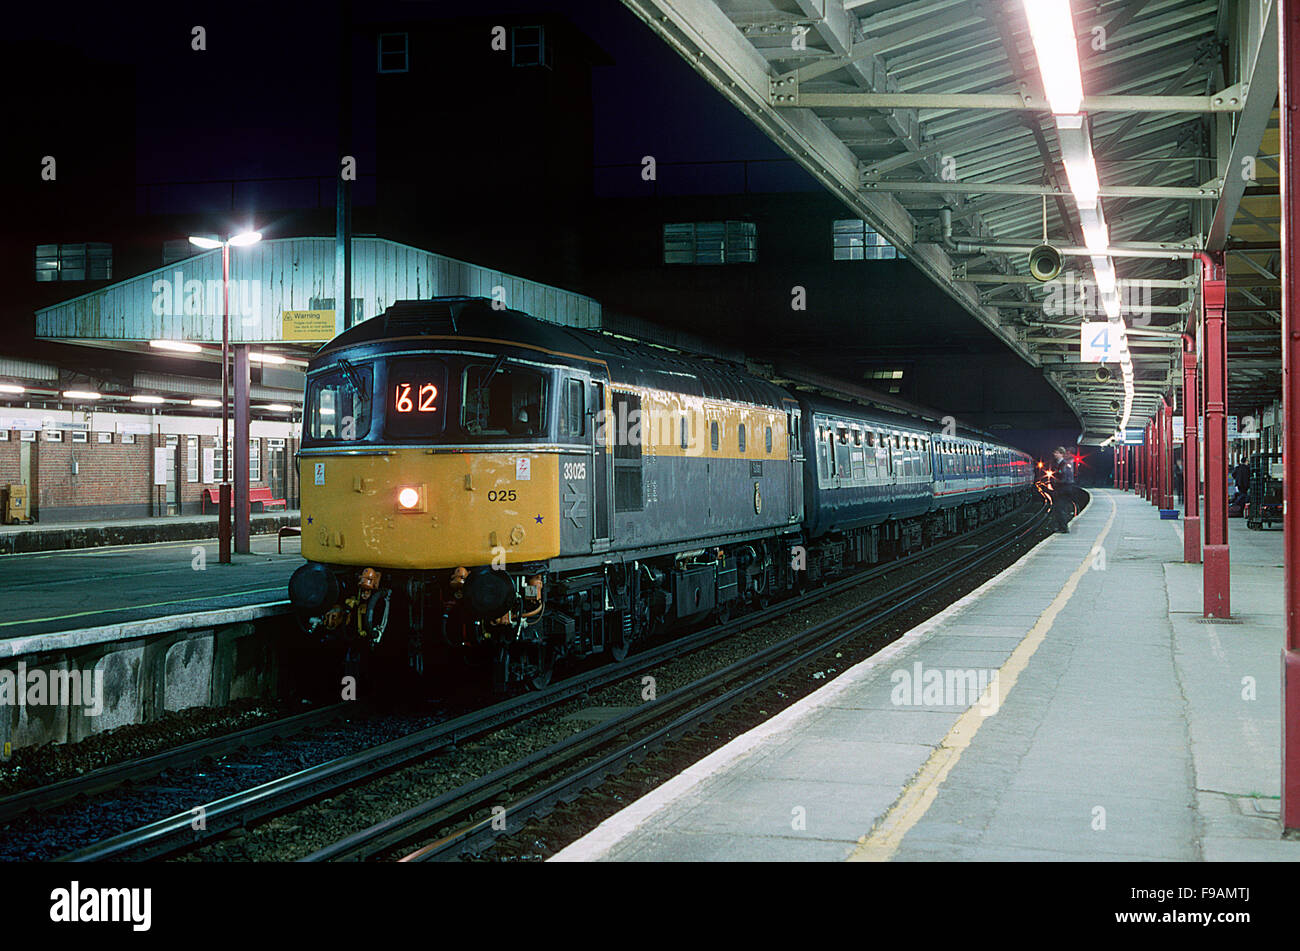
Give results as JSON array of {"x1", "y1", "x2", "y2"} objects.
[{"x1": 316, "y1": 297, "x2": 795, "y2": 410}]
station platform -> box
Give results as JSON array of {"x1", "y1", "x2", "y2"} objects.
[
  {"x1": 0, "y1": 531, "x2": 301, "y2": 643},
  {"x1": 0, "y1": 511, "x2": 299, "y2": 555},
  {"x1": 553, "y1": 489, "x2": 1297, "y2": 862}
]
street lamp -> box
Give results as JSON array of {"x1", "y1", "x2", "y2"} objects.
[{"x1": 189, "y1": 230, "x2": 262, "y2": 563}]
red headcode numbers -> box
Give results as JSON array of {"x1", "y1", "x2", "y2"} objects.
[{"x1": 394, "y1": 382, "x2": 438, "y2": 413}]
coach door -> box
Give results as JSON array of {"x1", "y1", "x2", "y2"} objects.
[
  {"x1": 590, "y1": 377, "x2": 612, "y2": 551},
  {"x1": 786, "y1": 409, "x2": 802, "y2": 522}
]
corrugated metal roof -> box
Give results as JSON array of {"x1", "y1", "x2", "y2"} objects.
[
  {"x1": 35, "y1": 237, "x2": 602, "y2": 344},
  {"x1": 622, "y1": 0, "x2": 1279, "y2": 440}
]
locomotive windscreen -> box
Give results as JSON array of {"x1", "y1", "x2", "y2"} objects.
[{"x1": 306, "y1": 362, "x2": 373, "y2": 442}]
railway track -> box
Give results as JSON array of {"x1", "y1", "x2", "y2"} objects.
[
  {"x1": 53, "y1": 500, "x2": 1044, "y2": 862},
  {"x1": 0, "y1": 703, "x2": 348, "y2": 825},
  {"x1": 319, "y1": 501, "x2": 1050, "y2": 862}
]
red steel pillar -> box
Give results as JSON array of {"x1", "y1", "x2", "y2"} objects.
[
  {"x1": 1148, "y1": 420, "x2": 1157, "y2": 504},
  {"x1": 1139, "y1": 426, "x2": 1146, "y2": 497},
  {"x1": 1159, "y1": 402, "x2": 1169, "y2": 507},
  {"x1": 1164, "y1": 400, "x2": 1175, "y2": 509},
  {"x1": 1199, "y1": 252, "x2": 1229, "y2": 618},
  {"x1": 1183, "y1": 336, "x2": 1201, "y2": 563},
  {"x1": 1280, "y1": 0, "x2": 1300, "y2": 831}
]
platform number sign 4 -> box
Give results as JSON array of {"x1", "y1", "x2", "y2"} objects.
[{"x1": 1079, "y1": 321, "x2": 1113, "y2": 363}]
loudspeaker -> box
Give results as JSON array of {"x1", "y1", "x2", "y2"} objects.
[{"x1": 1028, "y1": 244, "x2": 1062, "y2": 281}]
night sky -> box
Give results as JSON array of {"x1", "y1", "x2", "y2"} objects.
[{"x1": 14, "y1": 1, "x2": 802, "y2": 187}]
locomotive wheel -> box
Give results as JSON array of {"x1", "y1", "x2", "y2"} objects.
[
  {"x1": 528, "y1": 643, "x2": 555, "y2": 690},
  {"x1": 609, "y1": 625, "x2": 631, "y2": 662}
]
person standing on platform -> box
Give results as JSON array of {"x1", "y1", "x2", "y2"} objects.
[{"x1": 1051, "y1": 446, "x2": 1075, "y2": 532}]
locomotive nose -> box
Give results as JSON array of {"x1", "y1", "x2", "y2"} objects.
[{"x1": 462, "y1": 568, "x2": 518, "y2": 621}]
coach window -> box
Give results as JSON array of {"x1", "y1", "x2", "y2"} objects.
[
  {"x1": 765, "y1": 426, "x2": 773, "y2": 453},
  {"x1": 681, "y1": 415, "x2": 689, "y2": 450},
  {"x1": 710, "y1": 420, "x2": 720, "y2": 452},
  {"x1": 738, "y1": 423, "x2": 746, "y2": 452}
]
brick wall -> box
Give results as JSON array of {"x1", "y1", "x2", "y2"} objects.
[
  {"x1": 1, "y1": 429, "x2": 299, "y2": 523},
  {"x1": 38, "y1": 432, "x2": 153, "y2": 519}
]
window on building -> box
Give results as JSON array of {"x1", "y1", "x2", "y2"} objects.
[
  {"x1": 44, "y1": 429, "x2": 62, "y2": 442},
  {"x1": 19, "y1": 431, "x2": 35, "y2": 442},
  {"x1": 98, "y1": 431, "x2": 113, "y2": 444},
  {"x1": 71, "y1": 430, "x2": 87, "y2": 443},
  {"x1": 249, "y1": 439, "x2": 261, "y2": 481},
  {"x1": 187, "y1": 436, "x2": 199, "y2": 482},
  {"x1": 663, "y1": 221, "x2": 757, "y2": 264},
  {"x1": 378, "y1": 32, "x2": 409, "y2": 73},
  {"x1": 512, "y1": 25, "x2": 551, "y2": 67},
  {"x1": 121, "y1": 432, "x2": 135, "y2": 444},
  {"x1": 832, "y1": 219, "x2": 903, "y2": 261},
  {"x1": 35, "y1": 242, "x2": 112, "y2": 281},
  {"x1": 213, "y1": 439, "x2": 226, "y2": 482}
]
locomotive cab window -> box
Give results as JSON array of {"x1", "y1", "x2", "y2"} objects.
[
  {"x1": 561, "y1": 378, "x2": 585, "y2": 439},
  {"x1": 306, "y1": 362, "x2": 373, "y2": 442},
  {"x1": 461, "y1": 361, "x2": 548, "y2": 439}
]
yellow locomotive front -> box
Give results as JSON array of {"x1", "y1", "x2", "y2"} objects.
[{"x1": 288, "y1": 313, "x2": 584, "y2": 688}]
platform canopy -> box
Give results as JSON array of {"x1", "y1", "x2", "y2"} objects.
[
  {"x1": 35, "y1": 236, "x2": 602, "y2": 363},
  {"x1": 622, "y1": 0, "x2": 1279, "y2": 442}
]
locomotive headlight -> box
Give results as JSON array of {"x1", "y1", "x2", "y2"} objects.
[{"x1": 396, "y1": 486, "x2": 426, "y2": 512}]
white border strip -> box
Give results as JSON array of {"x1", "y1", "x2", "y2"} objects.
[
  {"x1": 0, "y1": 601, "x2": 290, "y2": 660},
  {"x1": 551, "y1": 502, "x2": 1082, "y2": 861}
]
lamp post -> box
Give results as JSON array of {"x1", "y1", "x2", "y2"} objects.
[{"x1": 188, "y1": 230, "x2": 262, "y2": 564}]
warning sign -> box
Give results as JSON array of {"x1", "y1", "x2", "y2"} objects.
[{"x1": 281, "y1": 310, "x2": 336, "y2": 341}]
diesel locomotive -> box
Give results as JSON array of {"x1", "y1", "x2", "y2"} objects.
[{"x1": 288, "y1": 297, "x2": 1034, "y2": 689}]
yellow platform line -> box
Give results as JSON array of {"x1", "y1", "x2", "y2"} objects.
[{"x1": 848, "y1": 494, "x2": 1118, "y2": 862}]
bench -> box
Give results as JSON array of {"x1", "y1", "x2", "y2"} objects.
[
  {"x1": 278, "y1": 525, "x2": 302, "y2": 553},
  {"x1": 201, "y1": 487, "x2": 287, "y2": 513}
]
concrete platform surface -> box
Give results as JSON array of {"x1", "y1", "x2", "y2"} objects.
[
  {"x1": 0, "y1": 511, "x2": 299, "y2": 555},
  {"x1": 0, "y1": 534, "x2": 300, "y2": 640},
  {"x1": 553, "y1": 490, "x2": 1298, "y2": 862}
]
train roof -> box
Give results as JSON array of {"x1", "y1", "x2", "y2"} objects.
[
  {"x1": 801, "y1": 394, "x2": 1022, "y2": 450},
  {"x1": 317, "y1": 297, "x2": 794, "y2": 410}
]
